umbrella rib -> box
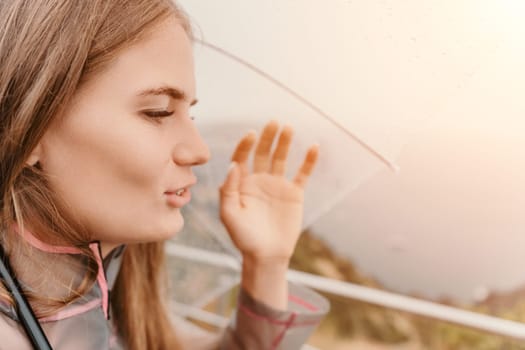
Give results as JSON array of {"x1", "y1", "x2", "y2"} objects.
[{"x1": 195, "y1": 39, "x2": 399, "y2": 172}]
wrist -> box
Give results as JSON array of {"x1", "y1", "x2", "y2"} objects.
[
  {"x1": 242, "y1": 253, "x2": 290, "y2": 270},
  {"x1": 240, "y1": 255, "x2": 290, "y2": 310}
]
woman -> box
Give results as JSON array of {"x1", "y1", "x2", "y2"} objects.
[{"x1": 0, "y1": 1, "x2": 329, "y2": 349}]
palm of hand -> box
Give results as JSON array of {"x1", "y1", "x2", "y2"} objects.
[
  {"x1": 230, "y1": 173, "x2": 303, "y2": 257},
  {"x1": 219, "y1": 121, "x2": 318, "y2": 261}
]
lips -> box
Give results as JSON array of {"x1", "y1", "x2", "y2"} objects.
[{"x1": 164, "y1": 178, "x2": 196, "y2": 208}]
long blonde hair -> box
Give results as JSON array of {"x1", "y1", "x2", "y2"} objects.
[{"x1": 0, "y1": 1, "x2": 192, "y2": 349}]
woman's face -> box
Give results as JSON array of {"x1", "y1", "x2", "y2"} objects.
[{"x1": 34, "y1": 18, "x2": 210, "y2": 251}]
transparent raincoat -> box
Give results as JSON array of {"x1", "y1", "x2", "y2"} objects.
[{"x1": 0, "y1": 229, "x2": 329, "y2": 349}]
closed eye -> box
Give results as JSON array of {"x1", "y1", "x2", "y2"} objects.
[{"x1": 144, "y1": 110, "x2": 174, "y2": 118}]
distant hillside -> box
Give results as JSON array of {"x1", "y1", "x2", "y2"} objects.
[{"x1": 290, "y1": 229, "x2": 525, "y2": 349}]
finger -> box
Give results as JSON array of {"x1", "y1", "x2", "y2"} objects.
[
  {"x1": 231, "y1": 130, "x2": 257, "y2": 163},
  {"x1": 271, "y1": 125, "x2": 293, "y2": 176},
  {"x1": 231, "y1": 130, "x2": 257, "y2": 177},
  {"x1": 219, "y1": 162, "x2": 241, "y2": 210},
  {"x1": 253, "y1": 120, "x2": 279, "y2": 173},
  {"x1": 293, "y1": 144, "x2": 319, "y2": 188}
]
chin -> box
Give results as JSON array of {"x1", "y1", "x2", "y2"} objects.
[
  {"x1": 130, "y1": 210, "x2": 185, "y2": 243},
  {"x1": 157, "y1": 210, "x2": 185, "y2": 240}
]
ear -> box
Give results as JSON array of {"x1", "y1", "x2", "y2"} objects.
[{"x1": 26, "y1": 143, "x2": 43, "y2": 167}]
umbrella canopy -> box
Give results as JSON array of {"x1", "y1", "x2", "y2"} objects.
[{"x1": 171, "y1": 0, "x2": 525, "y2": 335}]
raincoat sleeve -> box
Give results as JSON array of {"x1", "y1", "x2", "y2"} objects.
[{"x1": 219, "y1": 282, "x2": 329, "y2": 350}]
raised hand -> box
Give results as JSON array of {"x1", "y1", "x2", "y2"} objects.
[{"x1": 219, "y1": 120, "x2": 319, "y2": 263}]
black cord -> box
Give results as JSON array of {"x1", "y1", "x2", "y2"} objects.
[{"x1": 0, "y1": 244, "x2": 52, "y2": 350}]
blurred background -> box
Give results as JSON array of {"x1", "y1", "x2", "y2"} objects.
[{"x1": 168, "y1": 1, "x2": 525, "y2": 348}]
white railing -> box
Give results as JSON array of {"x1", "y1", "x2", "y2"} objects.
[{"x1": 166, "y1": 242, "x2": 525, "y2": 341}]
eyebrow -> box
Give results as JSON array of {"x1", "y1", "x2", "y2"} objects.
[{"x1": 137, "y1": 86, "x2": 198, "y2": 106}]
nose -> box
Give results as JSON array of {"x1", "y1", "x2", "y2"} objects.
[{"x1": 171, "y1": 118, "x2": 210, "y2": 166}]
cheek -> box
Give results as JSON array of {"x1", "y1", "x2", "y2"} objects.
[
  {"x1": 49, "y1": 127, "x2": 166, "y2": 197},
  {"x1": 42, "y1": 117, "x2": 177, "y2": 242}
]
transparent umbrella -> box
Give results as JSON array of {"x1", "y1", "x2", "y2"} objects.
[{"x1": 168, "y1": 0, "x2": 525, "y2": 343}]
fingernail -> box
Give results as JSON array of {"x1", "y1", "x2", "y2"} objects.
[{"x1": 228, "y1": 161, "x2": 237, "y2": 172}]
